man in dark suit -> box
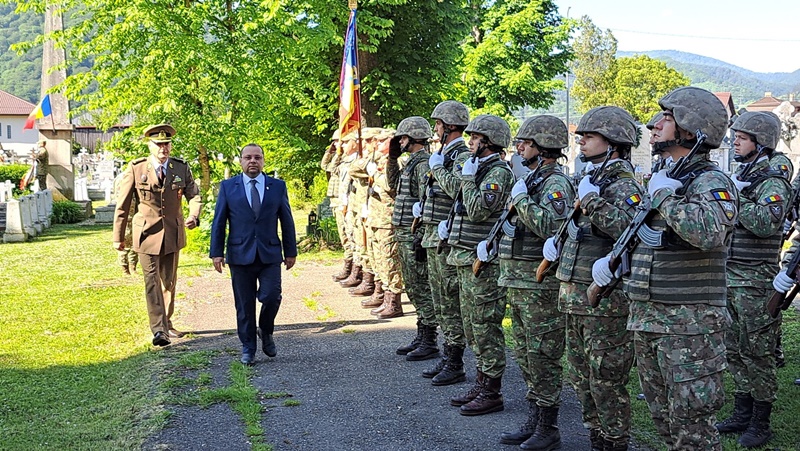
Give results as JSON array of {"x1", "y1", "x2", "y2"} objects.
[
  {"x1": 114, "y1": 123, "x2": 202, "y2": 347},
  {"x1": 210, "y1": 143, "x2": 297, "y2": 365}
]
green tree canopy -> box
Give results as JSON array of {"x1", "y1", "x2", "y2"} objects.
[
  {"x1": 570, "y1": 15, "x2": 617, "y2": 113},
  {"x1": 604, "y1": 55, "x2": 690, "y2": 122}
]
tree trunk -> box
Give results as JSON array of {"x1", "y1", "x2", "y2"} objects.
[{"x1": 198, "y1": 144, "x2": 210, "y2": 194}]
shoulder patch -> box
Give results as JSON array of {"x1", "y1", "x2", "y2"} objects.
[
  {"x1": 763, "y1": 194, "x2": 783, "y2": 204},
  {"x1": 485, "y1": 183, "x2": 500, "y2": 191},
  {"x1": 547, "y1": 191, "x2": 565, "y2": 201},
  {"x1": 710, "y1": 189, "x2": 733, "y2": 201},
  {"x1": 625, "y1": 193, "x2": 642, "y2": 207}
]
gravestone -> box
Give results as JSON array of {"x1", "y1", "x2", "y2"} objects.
[
  {"x1": 44, "y1": 189, "x2": 53, "y2": 219},
  {"x1": 18, "y1": 196, "x2": 35, "y2": 237},
  {"x1": 27, "y1": 195, "x2": 43, "y2": 234},
  {"x1": 95, "y1": 204, "x2": 116, "y2": 223},
  {"x1": 3, "y1": 199, "x2": 28, "y2": 242},
  {"x1": 0, "y1": 202, "x2": 6, "y2": 233},
  {"x1": 36, "y1": 191, "x2": 49, "y2": 228}
]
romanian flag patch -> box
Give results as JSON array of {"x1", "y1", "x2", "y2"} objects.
[
  {"x1": 763, "y1": 194, "x2": 783, "y2": 203},
  {"x1": 711, "y1": 190, "x2": 732, "y2": 201},
  {"x1": 485, "y1": 183, "x2": 500, "y2": 190},
  {"x1": 625, "y1": 193, "x2": 642, "y2": 206},
  {"x1": 780, "y1": 164, "x2": 790, "y2": 171},
  {"x1": 547, "y1": 191, "x2": 564, "y2": 200}
]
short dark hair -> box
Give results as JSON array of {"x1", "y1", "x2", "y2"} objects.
[{"x1": 240, "y1": 143, "x2": 264, "y2": 156}]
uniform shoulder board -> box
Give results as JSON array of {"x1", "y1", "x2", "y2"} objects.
[
  {"x1": 130, "y1": 157, "x2": 147, "y2": 165},
  {"x1": 170, "y1": 157, "x2": 187, "y2": 164}
]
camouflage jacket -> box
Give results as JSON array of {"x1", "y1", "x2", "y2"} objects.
[
  {"x1": 627, "y1": 154, "x2": 736, "y2": 334},
  {"x1": 365, "y1": 152, "x2": 395, "y2": 229},
  {"x1": 500, "y1": 162, "x2": 575, "y2": 290},
  {"x1": 727, "y1": 157, "x2": 792, "y2": 287}
]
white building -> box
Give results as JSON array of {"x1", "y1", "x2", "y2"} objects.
[{"x1": 0, "y1": 89, "x2": 40, "y2": 160}]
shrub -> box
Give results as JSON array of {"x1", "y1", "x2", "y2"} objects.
[
  {"x1": 51, "y1": 200, "x2": 85, "y2": 224},
  {"x1": 0, "y1": 164, "x2": 31, "y2": 196}
]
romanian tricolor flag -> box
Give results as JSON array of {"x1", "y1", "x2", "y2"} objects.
[
  {"x1": 485, "y1": 183, "x2": 500, "y2": 190},
  {"x1": 626, "y1": 193, "x2": 641, "y2": 206},
  {"x1": 548, "y1": 191, "x2": 564, "y2": 200},
  {"x1": 763, "y1": 195, "x2": 783, "y2": 203},
  {"x1": 23, "y1": 94, "x2": 52, "y2": 130},
  {"x1": 712, "y1": 190, "x2": 732, "y2": 201},
  {"x1": 338, "y1": 9, "x2": 361, "y2": 138}
]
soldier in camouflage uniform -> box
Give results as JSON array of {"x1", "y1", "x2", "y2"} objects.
[
  {"x1": 346, "y1": 128, "x2": 382, "y2": 297},
  {"x1": 432, "y1": 115, "x2": 514, "y2": 416},
  {"x1": 321, "y1": 130, "x2": 350, "y2": 280},
  {"x1": 333, "y1": 133, "x2": 360, "y2": 283},
  {"x1": 360, "y1": 129, "x2": 406, "y2": 313},
  {"x1": 718, "y1": 112, "x2": 791, "y2": 448},
  {"x1": 543, "y1": 106, "x2": 643, "y2": 451},
  {"x1": 386, "y1": 117, "x2": 438, "y2": 359},
  {"x1": 414, "y1": 101, "x2": 471, "y2": 385},
  {"x1": 593, "y1": 87, "x2": 737, "y2": 451},
  {"x1": 476, "y1": 116, "x2": 573, "y2": 448}
]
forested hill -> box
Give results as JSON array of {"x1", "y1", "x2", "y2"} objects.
[
  {"x1": 617, "y1": 50, "x2": 800, "y2": 105},
  {"x1": 0, "y1": 3, "x2": 43, "y2": 104}
]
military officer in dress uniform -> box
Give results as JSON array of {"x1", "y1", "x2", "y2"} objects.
[{"x1": 113, "y1": 124, "x2": 202, "y2": 347}]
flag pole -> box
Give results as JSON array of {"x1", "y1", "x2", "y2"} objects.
[{"x1": 349, "y1": 0, "x2": 362, "y2": 157}]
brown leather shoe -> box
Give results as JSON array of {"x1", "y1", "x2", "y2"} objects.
[
  {"x1": 361, "y1": 280, "x2": 384, "y2": 308},
  {"x1": 332, "y1": 258, "x2": 353, "y2": 281},
  {"x1": 450, "y1": 371, "x2": 484, "y2": 406},
  {"x1": 339, "y1": 265, "x2": 363, "y2": 288},
  {"x1": 152, "y1": 331, "x2": 171, "y2": 347},
  {"x1": 167, "y1": 328, "x2": 186, "y2": 338},
  {"x1": 460, "y1": 375, "x2": 503, "y2": 416},
  {"x1": 376, "y1": 291, "x2": 403, "y2": 319},
  {"x1": 349, "y1": 271, "x2": 375, "y2": 296}
]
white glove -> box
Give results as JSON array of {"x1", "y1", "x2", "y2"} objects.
[
  {"x1": 511, "y1": 177, "x2": 528, "y2": 199},
  {"x1": 543, "y1": 236, "x2": 560, "y2": 261},
  {"x1": 366, "y1": 162, "x2": 378, "y2": 177},
  {"x1": 731, "y1": 174, "x2": 751, "y2": 192},
  {"x1": 461, "y1": 157, "x2": 479, "y2": 177},
  {"x1": 437, "y1": 220, "x2": 450, "y2": 240},
  {"x1": 412, "y1": 201, "x2": 423, "y2": 218},
  {"x1": 360, "y1": 204, "x2": 369, "y2": 219},
  {"x1": 510, "y1": 153, "x2": 530, "y2": 179},
  {"x1": 429, "y1": 152, "x2": 445, "y2": 168},
  {"x1": 578, "y1": 175, "x2": 600, "y2": 200},
  {"x1": 773, "y1": 270, "x2": 794, "y2": 294},
  {"x1": 591, "y1": 255, "x2": 621, "y2": 287},
  {"x1": 783, "y1": 219, "x2": 794, "y2": 236},
  {"x1": 648, "y1": 169, "x2": 683, "y2": 197},
  {"x1": 476, "y1": 240, "x2": 492, "y2": 262},
  {"x1": 338, "y1": 192, "x2": 349, "y2": 206}
]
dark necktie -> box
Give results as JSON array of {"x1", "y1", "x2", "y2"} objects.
[
  {"x1": 250, "y1": 179, "x2": 261, "y2": 216},
  {"x1": 157, "y1": 165, "x2": 165, "y2": 183}
]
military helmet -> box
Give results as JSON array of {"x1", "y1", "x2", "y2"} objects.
[
  {"x1": 395, "y1": 116, "x2": 432, "y2": 140},
  {"x1": 575, "y1": 106, "x2": 637, "y2": 145},
  {"x1": 658, "y1": 87, "x2": 728, "y2": 148},
  {"x1": 646, "y1": 111, "x2": 664, "y2": 130},
  {"x1": 730, "y1": 111, "x2": 780, "y2": 150},
  {"x1": 431, "y1": 101, "x2": 470, "y2": 126},
  {"x1": 515, "y1": 115, "x2": 569, "y2": 149},
  {"x1": 331, "y1": 129, "x2": 341, "y2": 141},
  {"x1": 465, "y1": 114, "x2": 511, "y2": 148}
]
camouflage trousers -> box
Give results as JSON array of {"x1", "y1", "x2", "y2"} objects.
[
  {"x1": 427, "y1": 246, "x2": 465, "y2": 347},
  {"x1": 353, "y1": 214, "x2": 372, "y2": 272},
  {"x1": 333, "y1": 202, "x2": 352, "y2": 260},
  {"x1": 507, "y1": 287, "x2": 564, "y2": 407},
  {"x1": 370, "y1": 226, "x2": 404, "y2": 294},
  {"x1": 396, "y1": 228, "x2": 435, "y2": 326},
  {"x1": 725, "y1": 285, "x2": 780, "y2": 403},
  {"x1": 456, "y1": 264, "x2": 507, "y2": 379},
  {"x1": 635, "y1": 331, "x2": 726, "y2": 451}
]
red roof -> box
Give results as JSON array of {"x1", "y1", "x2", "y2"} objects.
[{"x1": 0, "y1": 89, "x2": 35, "y2": 115}]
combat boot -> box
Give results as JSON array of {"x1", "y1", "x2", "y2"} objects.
[
  {"x1": 349, "y1": 271, "x2": 375, "y2": 296},
  {"x1": 460, "y1": 375, "x2": 503, "y2": 416},
  {"x1": 339, "y1": 264, "x2": 362, "y2": 288},
  {"x1": 450, "y1": 370, "x2": 484, "y2": 406},
  {"x1": 602, "y1": 437, "x2": 628, "y2": 451},
  {"x1": 332, "y1": 258, "x2": 353, "y2": 281},
  {"x1": 406, "y1": 324, "x2": 439, "y2": 361},
  {"x1": 589, "y1": 429, "x2": 603, "y2": 451},
  {"x1": 361, "y1": 280, "x2": 384, "y2": 308},
  {"x1": 376, "y1": 291, "x2": 403, "y2": 319},
  {"x1": 432, "y1": 345, "x2": 466, "y2": 386},
  {"x1": 715, "y1": 393, "x2": 753, "y2": 433},
  {"x1": 738, "y1": 401, "x2": 774, "y2": 448},
  {"x1": 500, "y1": 399, "x2": 538, "y2": 444},
  {"x1": 422, "y1": 344, "x2": 448, "y2": 378},
  {"x1": 396, "y1": 319, "x2": 423, "y2": 354},
  {"x1": 520, "y1": 405, "x2": 561, "y2": 451}
]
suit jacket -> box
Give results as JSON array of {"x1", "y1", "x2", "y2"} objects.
[
  {"x1": 209, "y1": 173, "x2": 297, "y2": 265},
  {"x1": 113, "y1": 157, "x2": 202, "y2": 255}
]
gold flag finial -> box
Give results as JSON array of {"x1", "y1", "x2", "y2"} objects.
[{"x1": 348, "y1": 0, "x2": 357, "y2": 9}]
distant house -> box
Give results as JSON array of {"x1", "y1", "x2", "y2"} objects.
[
  {"x1": 714, "y1": 92, "x2": 736, "y2": 119},
  {"x1": 746, "y1": 92, "x2": 800, "y2": 115},
  {"x1": 0, "y1": 89, "x2": 40, "y2": 158}
]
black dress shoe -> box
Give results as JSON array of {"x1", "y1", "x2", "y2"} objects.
[
  {"x1": 258, "y1": 328, "x2": 277, "y2": 357},
  {"x1": 152, "y1": 331, "x2": 171, "y2": 347},
  {"x1": 240, "y1": 353, "x2": 255, "y2": 365},
  {"x1": 167, "y1": 328, "x2": 185, "y2": 338}
]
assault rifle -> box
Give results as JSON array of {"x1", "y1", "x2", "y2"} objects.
[
  {"x1": 472, "y1": 159, "x2": 543, "y2": 277},
  {"x1": 534, "y1": 148, "x2": 613, "y2": 282},
  {"x1": 783, "y1": 184, "x2": 800, "y2": 241},
  {"x1": 768, "y1": 248, "x2": 800, "y2": 317},
  {"x1": 586, "y1": 130, "x2": 707, "y2": 307},
  {"x1": 411, "y1": 146, "x2": 443, "y2": 234},
  {"x1": 436, "y1": 154, "x2": 477, "y2": 254}
]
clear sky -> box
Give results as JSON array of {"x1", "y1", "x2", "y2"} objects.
[{"x1": 555, "y1": 0, "x2": 800, "y2": 73}]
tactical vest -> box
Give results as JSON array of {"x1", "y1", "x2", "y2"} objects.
[
  {"x1": 625, "y1": 164, "x2": 730, "y2": 306},
  {"x1": 498, "y1": 169, "x2": 571, "y2": 262},
  {"x1": 449, "y1": 157, "x2": 512, "y2": 250},
  {"x1": 556, "y1": 169, "x2": 630, "y2": 284},
  {"x1": 729, "y1": 168, "x2": 786, "y2": 263},
  {"x1": 423, "y1": 142, "x2": 469, "y2": 225},
  {"x1": 392, "y1": 152, "x2": 427, "y2": 227}
]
